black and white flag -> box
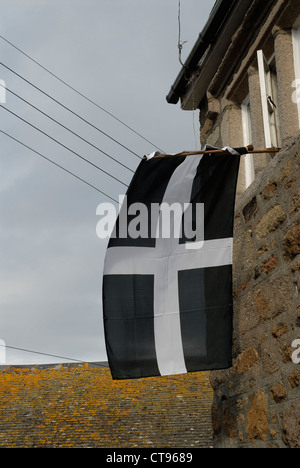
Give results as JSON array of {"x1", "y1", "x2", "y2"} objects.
[{"x1": 102, "y1": 147, "x2": 245, "y2": 380}]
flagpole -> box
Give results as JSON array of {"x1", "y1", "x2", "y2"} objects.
[{"x1": 145, "y1": 145, "x2": 281, "y2": 159}]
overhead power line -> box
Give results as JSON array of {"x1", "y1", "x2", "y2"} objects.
[
  {"x1": 0, "y1": 82, "x2": 134, "y2": 175},
  {"x1": 0, "y1": 343, "x2": 183, "y2": 381},
  {"x1": 0, "y1": 61, "x2": 142, "y2": 160},
  {"x1": 0, "y1": 105, "x2": 128, "y2": 188},
  {"x1": 0, "y1": 129, "x2": 119, "y2": 203},
  {"x1": 0, "y1": 343, "x2": 107, "y2": 367},
  {"x1": 0, "y1": 34, "x2": 165, "y2": 153}
]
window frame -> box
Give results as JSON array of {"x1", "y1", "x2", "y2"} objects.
[
  {"x1": 257, "y1": 50, "x2": 280, "y2": 148},
  {"x1": 241, "y1": 95, "x2": 255, "y2": 188},
  {"x1": 292, "y1": 20, "x2": 300, "y2": 128}
]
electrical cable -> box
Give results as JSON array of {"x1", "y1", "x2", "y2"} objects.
[
  {"x1": 0, "y1": 82, "x2": 134, "y2": 174},
  {"x1": 177, "y1": 0, "x2": 187, "y2": 67},
  {"x1": 0, "y1": 344, "x2": 189, "y2": 380},
  {"x1": 0, "y1": 129, "x2": 119, "y2": 203},
  {"x1": 0, "y1": 61, "x2": 142, "y2": 160},
  {"x1": 0, "y1": 105, "x2": 128, "y2": 188},
  {"x1": 0, "y1": 34, "x2": 165, "y2": 153},
  {"x1": 0, "y1": 343, "x2": 107, "y2": 367},
  {"x1": 177, "y1": 1, "x2": 199, "y2": 150}
]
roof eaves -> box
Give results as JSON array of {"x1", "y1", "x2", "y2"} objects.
[{"x1": 166, "y1": 0, "x2": 253, "y2": 108}]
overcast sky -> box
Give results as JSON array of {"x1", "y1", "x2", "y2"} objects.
[{"x1": 0, "y1": 0, "x2": 216, "y2": 365}]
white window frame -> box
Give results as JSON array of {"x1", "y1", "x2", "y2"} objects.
[
  {"x1": 292, "y1": 18, "x2": 300, "y2": 128},
  {"x1": 241, "y1": 95, "x2": 255, "y2": 188},
  {"x1": 257, "y1": 50, "x2": 280, "y2": 148}
]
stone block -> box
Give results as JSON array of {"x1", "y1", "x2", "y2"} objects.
[
  {"x1": 279, "y1": 160, "x2": 293, "y2": 184},
  {"x1": 237, "y1": 292, "x2": 260, "y2": 334},
  {"x1": 288, "y1": 370, "x2": 300, "y2": 389},
  {"x1": 235, "y1": 348, "x2": 260, "y2": 375},
  {"x1": 233, "y1": 230, "x2": 256, "y2": 282},
  {"x1": 260, "y1": 256, "x2": 278, "y2": 275},
  {"x1": 281, "y1": 403, "x2": 300, "y2": 448},
  {"x1": 255, "y1": 276, "x2": 293, "y2": 320},
  {"x1": 283, "y1": 223, "x2": 300, "y2": 260},
  {"x1": 262, "y1": 349, "x2": 279, "y2": 375},
  {"x1": 255, "y1": 205, "x2": 286, "y2": 239},
  {"x1": 291, "y1": 256, "x2": 300, "y2": 273},
  {"x1": 272, "y1": 323, "x2": 289, "y2": 340},
  {"x1": 270, "y1": 383, "x2": 287, "y2": 403},
  {"x1": 223, "y1": 406, "x2": 238, "y2": 439},
  {"x1": 263, "y1": 180, "x2": 277, "y2": 200},
  {"x1": 289, "y1": 188, "x2": 300, "y2": 217},
  {"x1": 243, "y1": 197, "x2": 258, "y2": 223},
  {"x1": 246, "y1": 391, "x2": 268, "y2": 443},
  {"x1": 212, "y1": 403, "x2": 222, "y2": 436},
  {"x1": 280, "y1": 343, "x2": 293, "y2": 364}
]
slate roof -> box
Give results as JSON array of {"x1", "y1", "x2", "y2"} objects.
[{"x1": 0, "y1": 365, "x2": 213, "y2": 448}]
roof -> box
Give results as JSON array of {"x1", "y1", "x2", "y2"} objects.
[
  {"x1": 166, "y1": 0, "x2": 260, "y2": 109},
  {"x1": 0, "y1": 365, "x2": 213, "y2": 448}
]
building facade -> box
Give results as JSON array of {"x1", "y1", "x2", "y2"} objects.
[
  {"x1": 167, "y1": 0, "x2": 300, "y2": 194},
  {"x1": 168, "y1": 0, "x2": 300, "y2": 448}
]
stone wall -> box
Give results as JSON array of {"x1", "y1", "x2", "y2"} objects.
[{"x1": 211, "y1": 131, "x2": 300, "y2": 448}]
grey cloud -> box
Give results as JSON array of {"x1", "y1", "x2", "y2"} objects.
[{"x1": 0, "y1": 0, "x2": 215, "y2": 364}]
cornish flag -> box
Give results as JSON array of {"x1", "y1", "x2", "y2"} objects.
[{"x1": 103, "y1": 147, "x2": 245, "y2": 380}]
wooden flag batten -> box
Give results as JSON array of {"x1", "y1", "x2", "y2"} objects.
[{"x1": 144, "y1": 145, "x2": 281, "y2": 160}]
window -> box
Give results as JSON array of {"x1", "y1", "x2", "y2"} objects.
[
  {"x1": 241, "y1": 95, "x2": 255, "y2": 188},
  {"x1": 257, "y1": 50, "x2": 281, "y2": 148},
  {"x1": 292, "y1": 20, "x2": 300, "y2": 128}
]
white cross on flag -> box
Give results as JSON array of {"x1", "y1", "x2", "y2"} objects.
[{"x1": 103, "y1": 147, "x2": 245, "y2": 380}]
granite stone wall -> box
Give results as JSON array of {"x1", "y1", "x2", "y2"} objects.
[{"x1": 211, "y1": 131, "x2": 300, "y2": 448}]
